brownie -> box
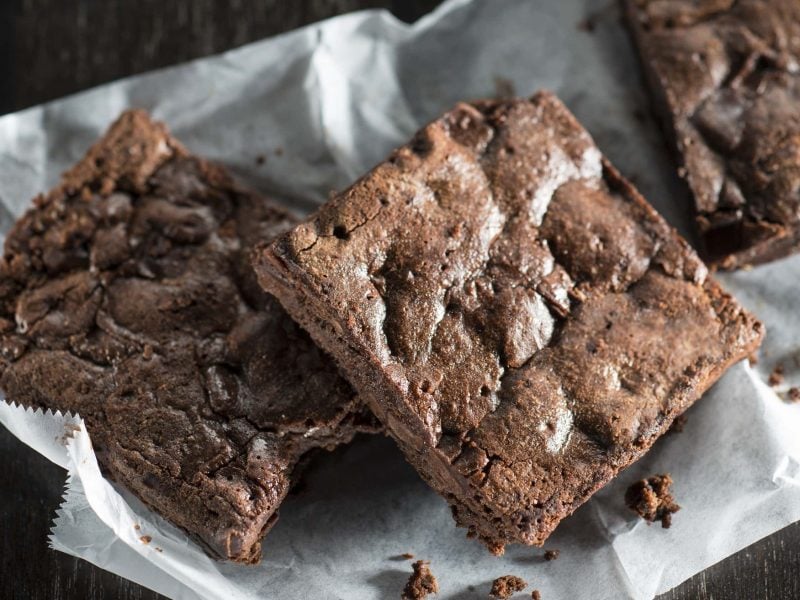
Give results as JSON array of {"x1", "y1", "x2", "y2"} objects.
[
  {"x1": 0, "y1": 110, "x2": 377, "y2": 563},
  {"x1": 543, "y1": 549, "x2": 560, "y2": 561},
  {"x1": 625, "y1": 473, "x2": 680, "y2": 528},
  {"x1": 624, "y1": 0, "x2": 800, "y2": 268},
  {"x1": 254, "y1": 92, "x2": 763, "y2": 553}
]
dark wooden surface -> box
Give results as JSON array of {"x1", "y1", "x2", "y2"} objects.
[{"x1": 1, "y1": 1, "x2": 799, "y2": 599}]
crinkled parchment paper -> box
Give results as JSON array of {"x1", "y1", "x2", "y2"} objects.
[{"x1": 1, "y1": 1, "x2": 799, "y2": 598}]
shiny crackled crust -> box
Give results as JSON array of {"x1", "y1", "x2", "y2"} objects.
[
  {"x1": 254, "y1": 92, "x2": 763, "y2": 553},
  {"x1": 625, "y1": 0, "x2": 800, "y2": 268},
  {"x1": 0, "y1": 110, "x2": 377, "y2": 563}
]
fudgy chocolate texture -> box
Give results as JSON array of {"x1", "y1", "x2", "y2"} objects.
[
  {"x1": 625, "y1": 0, "x2": 800, "y2": 268},
  {"x1": 254, "y1": 92, "x2": 763, "y2": 553},
  {"x1": 0, "y1": 110, "x2": 376, "y2": 563}
]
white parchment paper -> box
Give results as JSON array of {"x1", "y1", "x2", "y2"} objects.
[{"x1": 1, "y1": 0, "x2": 799, "y2": 598}]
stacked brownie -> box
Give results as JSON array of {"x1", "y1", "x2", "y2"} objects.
[{"x1": 254, "y1": 92, "x2": 763, "y2": 553}]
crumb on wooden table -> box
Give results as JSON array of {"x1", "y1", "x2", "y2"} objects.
[
  {"x1": 402, "y1": 560, "x2": 439, "y2": 600},
  {"x1": 490, "y1": 575, "x2": 527, "y2": 599},
  {"x1": 625, "y1": 473, "x2": 680, "y2": 528}
]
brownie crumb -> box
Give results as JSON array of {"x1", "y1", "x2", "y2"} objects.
[
  {"x1": 490, "y1": 575, "x2": 527, "y2": 599},
  {"x1": 769, "y1": 364, "x2": 785, "y2": 387},
  {"x1": 625, "y1": 473, "x2": 680, "y2": 528},
  {"x1": 255, "y1": 154, "x2": 266, "y2": 166},
  {"x1": 155, "y1": 547, "x2": 163, "y2": 553},
  {"x1": 402, "y1": 553, "x2": 415, "y2": 559},
  {"x1": 787, "y1": 387, "x2": 800, "y2": 403},
  {"x1": 274, "y1": 147, "x2": 284, "y2": 156},
  {"x1": 668, "y1": 413, "x2": 688, "y2": 434},
  {"x1": 543, "y1": 549, "x2": 560, "y2": 561},
  {"x1": 140, "y1": 535, "x2": 152, "y2": 544},
  {"x1": 531, "y1": 591, "x2": 542, "y2": 600},
  {"x1": 402, "y1": 560, "x2": 439, "y2": 600},
  {"x1": 134, "y1": 524, "x2": 141, "y2": 531},
  {"x1": 748, "y1": 353, "x2": 759, "y2": 367}
]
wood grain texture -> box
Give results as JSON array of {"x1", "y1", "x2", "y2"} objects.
[{"x1": 1, "y1": 1, "x2": 799, "y2": 599}]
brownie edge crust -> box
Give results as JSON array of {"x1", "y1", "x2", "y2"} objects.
[
  {"x1": 0, "y1": 110, "x2": 377, "y2": 563},
  {"x1": 254, "y1": 92, "x2": 763, "y2": 553}
]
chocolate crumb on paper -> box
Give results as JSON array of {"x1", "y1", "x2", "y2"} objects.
[
  {"x1": 787, "y1": 387, "x2": 800, "y2": 403},
  {"x1": 769, "y1": 364, "x2": 785, "y2": 387},
  {"x1": 531, "y1": 591, "x2": 542, "y2": 600},
  {"x1": 402, "y1": 560, "x2": 439, "y2": 600},
  {"x1": 401, "y1": 553, "x2": 415, "y2": 559},
  {"x1": 140, "y1": 535, "x2": 152, "y2": 545},
  {"x1": 490, "y1": 575, "x2": 527, "y2": 598},
  {"x1": 625, "y1": 473, "x2": 680, "y2": 528},
  {"x1": 543, "y1": 549, "x2": 560, "y2": 561}
]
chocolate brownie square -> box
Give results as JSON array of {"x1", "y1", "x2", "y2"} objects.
[
  {"x1": 624, "y1": 0, "x2": 800, "y2": 268},
  {"x1": 254, "y1": 92, "x2": 763, "y2": 553},
  {"x1": 0, "y1": 110, "x2": 377, "y2": 562}
]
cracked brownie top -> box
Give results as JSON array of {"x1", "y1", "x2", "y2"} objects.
[
  {"x1": 256, "y1": 92, "x2": 763, "y2": 551},
  {"x1": 625, "y1": 0, "x2": 800, "y2": 268},
  {"x1": 0, "y1": 110, "x2": 376, "y2": 563}
]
